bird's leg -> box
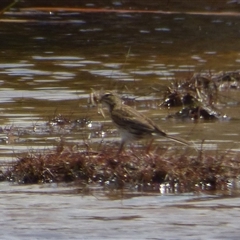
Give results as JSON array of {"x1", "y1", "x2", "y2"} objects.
[
  {"x1": 146, "y1": 138, "x2": 154, "y2": 154},
  {"x1": 115, "y1": 140, "x2": 125, "y2": 156}
]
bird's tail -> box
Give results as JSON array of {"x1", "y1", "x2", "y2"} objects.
[{"x1": 166, "y1": 135, "x2": 190, "y2": 146}]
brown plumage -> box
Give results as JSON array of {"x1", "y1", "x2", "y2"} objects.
[{"x1": 99, "y1": 91, "x2": 189, "y2": 153}]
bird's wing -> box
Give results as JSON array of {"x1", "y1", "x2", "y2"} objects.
[{"x1": 111, "y1": 106, "x2": 166, "y2": 136}]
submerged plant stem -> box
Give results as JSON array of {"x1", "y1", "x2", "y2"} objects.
[{"x1": 0, "y1": 0, "x2": 19, "y2": 15}]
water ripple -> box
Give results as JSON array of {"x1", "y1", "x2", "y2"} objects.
[{"x1": 0, "y1": 63, "x2": 34, "y2": 68}]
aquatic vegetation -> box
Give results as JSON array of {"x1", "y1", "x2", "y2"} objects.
[
  {"x1": 4, "y1": 142, "x2": 240, "y2": 192},
  {"x1": 161, "y1": 71, "x2": 240, "y2": 120}
]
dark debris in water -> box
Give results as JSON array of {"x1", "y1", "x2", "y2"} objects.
[
  {"x1": 48, "y1": 114, "x2": 72, "y2": 126},
  {"x1": 160, "y1": 71, "x2": 240, "y2": 120},
  {"x1": 48, "y1": 113, "x2": 91, "y2": 127},
  {"x1": 168, "y1": 106, "x2": 225, "y2": 120}
]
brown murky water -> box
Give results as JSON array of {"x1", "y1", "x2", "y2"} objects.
[{"x1": 1, "y1": 0, "x2": 240, "y2": 239}]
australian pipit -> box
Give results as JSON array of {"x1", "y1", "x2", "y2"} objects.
[{"x1": 95, "y1": 91, "x2": 189, "y2": 154}]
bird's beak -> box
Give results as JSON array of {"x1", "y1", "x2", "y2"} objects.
[{"x1": 89, "y1": 89, "x2": 106, "y2": 118}]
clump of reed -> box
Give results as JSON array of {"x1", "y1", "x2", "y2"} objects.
[{"x1": 4, "y1": 143, "x2": 240, "y2": 192}]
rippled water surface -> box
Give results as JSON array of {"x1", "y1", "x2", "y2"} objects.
[
  {"x1": 1, "y1": 0, "x2": 240, "y2": 239},
  {"x1": 1, "y1": 182, "x2": 240, "y2": 240}
]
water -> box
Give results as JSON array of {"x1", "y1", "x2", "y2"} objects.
[
  {"x1": 1, "y1": 182, "x2": 240, "y2": 240},
  {"x1": 1, "y1": 1, "x2": 240, "y2": 238}
]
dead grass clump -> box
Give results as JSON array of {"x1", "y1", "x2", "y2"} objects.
[
  {"x1": 4, "y1": 145, "x2": 240, "y2": 192},
  {"x1": 6, "y1": 151, "x2": 91, "y2": 184},
  {"x1": 163, "y1": 153, "x2": 240, "y2": 192},
  {"x1": 160, "y1": 71, "x2": 240, "y2": 120}
]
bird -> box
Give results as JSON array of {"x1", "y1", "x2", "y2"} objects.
[{"x1": 98, "y1": 91, "x2": 189, "y2": 154}]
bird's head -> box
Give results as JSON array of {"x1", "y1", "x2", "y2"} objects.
[{"x1": 100, "y1": 92, "x2": 122, "y2": 110}]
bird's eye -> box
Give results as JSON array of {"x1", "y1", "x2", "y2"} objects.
[{"x1": 104, "y1": 93, "x2": 112, "y2": 97}]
